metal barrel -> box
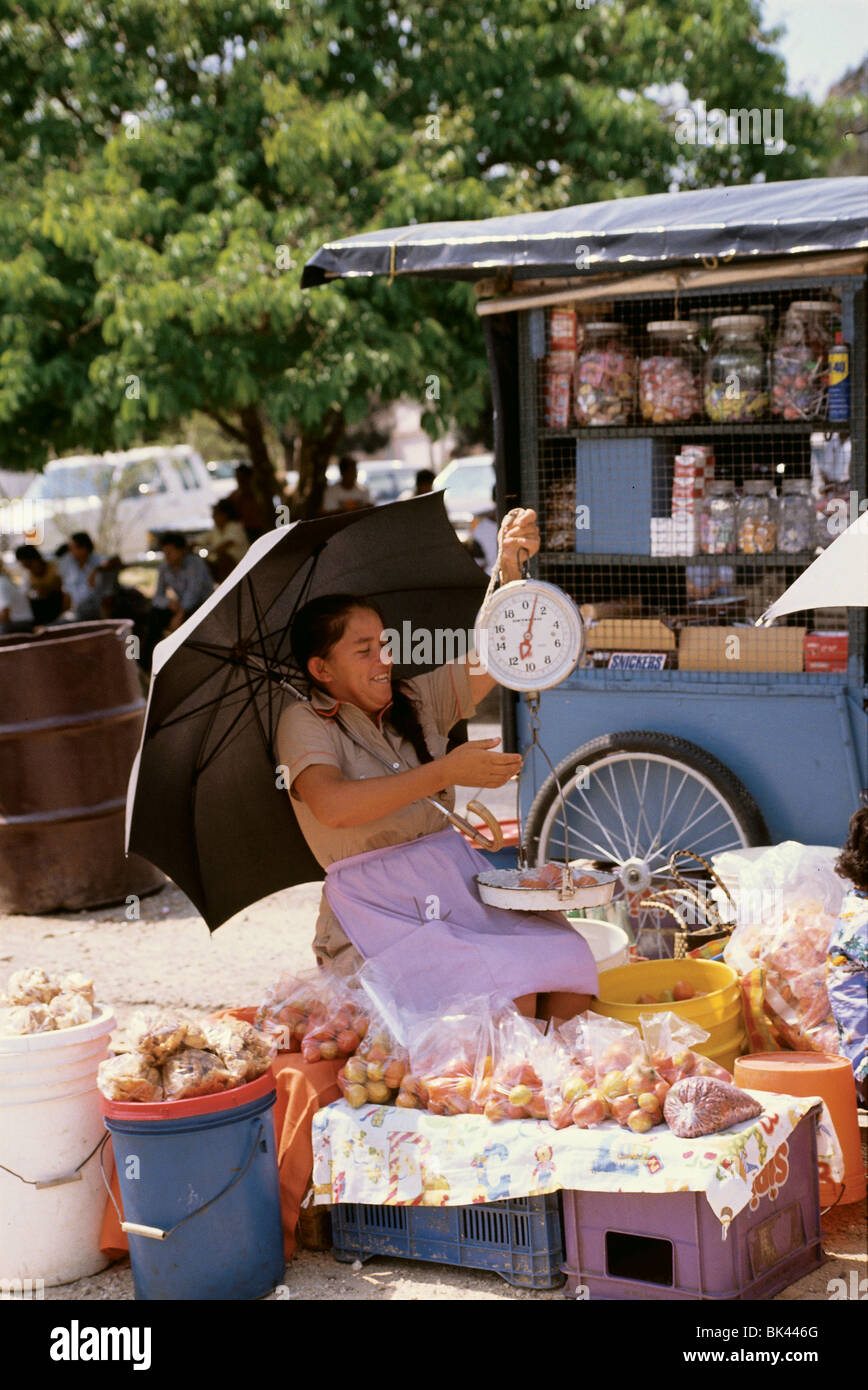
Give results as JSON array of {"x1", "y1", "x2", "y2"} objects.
[{"x1": 0, "y1": 619, "x2": 164, "y2": 913}]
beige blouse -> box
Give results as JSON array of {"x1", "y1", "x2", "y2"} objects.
[{"x1": 275, "y1": 663, "x2": 477, "y2": 963}]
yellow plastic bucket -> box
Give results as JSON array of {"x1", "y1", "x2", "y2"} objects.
[{"x1": 593, "y1": 959, "x2": 747, "y2": 1073}]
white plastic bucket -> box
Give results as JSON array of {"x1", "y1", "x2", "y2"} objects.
[
  {"x1": 0, "y1": 1004, "x2": 116, "y2": 1287},
  {"x1": 573, "y1": 919, "x2": 630, "y2": 973}
]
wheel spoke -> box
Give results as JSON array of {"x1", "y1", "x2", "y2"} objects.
[
  {"x1": 653, "y1": 795, "x2": 734, "y2": 861},
  {"x1": 607, "y1": 764, "x2": 636, "y2": 856},
  {"x1": 571, "y1": 780, "x2": 633, "y2": 860}
]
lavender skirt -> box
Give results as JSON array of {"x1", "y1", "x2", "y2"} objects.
[{"x1": 324, "y1": 828, "x2": 597, "y2": 1014}]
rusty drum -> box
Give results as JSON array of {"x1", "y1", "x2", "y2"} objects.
[{"x1": 0, "y1": 620, "x2": 164, "y2": 913}]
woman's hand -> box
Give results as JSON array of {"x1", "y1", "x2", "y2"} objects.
[
  {"x1": 498, "y1": 507, "x2": 540, "y2": 582},
  {"x1": 440, "y1": 737, "x2": 523, "y2": 789}
]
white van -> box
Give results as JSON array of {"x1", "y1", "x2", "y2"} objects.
[{"x1": 18, "y1": 446, "x2": 218, "y2": 563}]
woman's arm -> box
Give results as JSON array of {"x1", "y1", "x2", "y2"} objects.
[
  {"x1": 293, "y1": 739, "x2": 522, "y2": 830},
  {"x1": 466, "y1": 507, "x2": 540, "y2": 706}
]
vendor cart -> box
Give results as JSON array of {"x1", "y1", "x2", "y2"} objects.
[{"x1": 304, "y1": 179, "x2": 868, "y2": 932}]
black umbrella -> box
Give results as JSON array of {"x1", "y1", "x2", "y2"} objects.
[{"x1": 124, "y1": 494, "x2": 488, "y2": 930}]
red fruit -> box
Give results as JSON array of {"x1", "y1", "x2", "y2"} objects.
[
  {"x1": 302, "y1": 1044, "x2": 321, "y2": 1063},
  {"x1": 526, "y1": 1092, "x2": 548, "y2": 1120},
  {"x1": 572, "y1": 1095, "x2": 608, "y2": 1128},
  {"x1": 673, "y1": 980, "x2": 696, "y2": 1001},
  {"x1": 336, "y1": 1030, "x2": 361, "y2": 1055},
  {"x1": 654, "y1": 1079, "x2": 671, "y2": 1107},
  {"x1": 636, "y1": 993, "x2": 658, "y2": 1005},
  {"x1": 611, "y1": 1094, "x2": 640, "y2": 1125}
]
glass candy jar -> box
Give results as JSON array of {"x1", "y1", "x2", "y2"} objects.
[
  {"x1": 772, "y1": 300, "x2": 835, "y2": 421},
  {"x1": 737, "y1": 479, "x2": 778, "y2": 554},
  {"x1": 699, "y1": 481, "x2": 738, "y2": 555},
  {"x1": 777, "y1": 477, "x2": 815, "y2": 553},
  {"x1": 574, "y1": 321, "x2": 635, "y2": 425},
  {"x1": 639, "y1": 321, "x2": 702, "y2": 423},
  {"x1": 704, "y1": 315, "x2": 769, "y2": 423}
]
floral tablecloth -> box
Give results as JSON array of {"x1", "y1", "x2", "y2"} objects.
[{"x1": 312, "y1": 1089, "x2": 843, "y2": 1229}]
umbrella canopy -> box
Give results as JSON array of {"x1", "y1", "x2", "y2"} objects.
[
  {"x1": 302, "y1": 178, "x2": 868, "y2": 286},
  {"x1": 125, "y1": 494, "x2": 488, "y2": 930},
  {"x1": 758, "y1": 513, "x2": 868, "y2": 625}
]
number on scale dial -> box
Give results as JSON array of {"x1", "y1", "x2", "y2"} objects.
[{"x1": 475, "y1": 579, "x2": 584, "y2": 692}]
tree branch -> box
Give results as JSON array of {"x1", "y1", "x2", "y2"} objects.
[{"x1": 202, "y1": 408, "x2": 249, "y2": 445}]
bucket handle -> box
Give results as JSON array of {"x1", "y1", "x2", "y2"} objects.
[
  {"x1": 0, "y1": 1130, "x2": 106, "y2": 1189},
  {"x1": 98, "y1": 1121, "x2": 267, "y2": 1241}
]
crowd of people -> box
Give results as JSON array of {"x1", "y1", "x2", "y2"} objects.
[{"x1": 1, "y1": 457, "x2": 485, "y2": 661}]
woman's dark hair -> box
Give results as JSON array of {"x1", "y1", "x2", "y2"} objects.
[
  {"x1": 290, "y1": 593, "x2": 433, "y2": 765},
  {"x1": 215, "y1": 498, "x2": 239, "y2": 522},
  {"x1": 835, "y1": 808, "x2": 868, "y2": 892}
]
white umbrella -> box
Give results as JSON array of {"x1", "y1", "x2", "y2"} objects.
[{"x1": 758, "y1": 511, "x2": 868, "y2": 625}]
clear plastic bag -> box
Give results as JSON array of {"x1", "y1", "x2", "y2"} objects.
[
  {"x1": 481, "y1": 1010, "x2": 550, "y2": 1122},
  {"x1": 583, "y1": 1011, "x2": 666, "y2": 1132},
  {"x1": 161, "y1": 1048, "x2": 234, "y2": 1100},
  {"x1": 300, "y1": 976, "x2": 370, "y2": 1064},
  {"x1": 98, "y1": 1053, "x2": 163, "y2": 1103},
  {"x1": 199, "y1": 1016, "x2": 276, "y2": 1084},
  {"x1": 401, "y1": 997, "x2": 494, "y2": 1116},
  {"x1": 337, "y1": 1003, "x2": 409, "y2": 1109},
  {"x1": 639, "y1": 1011, "x2": 732, "y2": 1086},
  {"x1": 254, "y1": 969, "x2": 325, "y2": 1053},
  {"x1": 719, "y1": 842, "x2": 845, "y2": 1053},
  {"x1": 664, "y1": 1076, "x2": 763, "y2": 1138}
]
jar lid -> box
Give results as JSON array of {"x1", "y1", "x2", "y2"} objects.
[
  {"x1": 646, "y1": 320, "x2": 700, "y2": 335},
  {"x1": 787, "y1": 301, "x2": 837, "y2": 313},
  {"x1": 742, "y1": 479, "x2": 775, "y2": 494},
  {"x1": 711, "y1": 314, "x2": 767, "y2": 332}
]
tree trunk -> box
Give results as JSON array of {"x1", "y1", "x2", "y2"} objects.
[
  {"x1": 239, "y1": 405, "x2": 278, "y2": 522},
  {"x1": 294, "y1": 407, "x2": 345, "y2": 519}
]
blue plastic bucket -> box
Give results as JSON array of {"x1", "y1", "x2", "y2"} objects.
[{"x1": 102, "y1": 1071, "x2": 285, "y2": 1300}]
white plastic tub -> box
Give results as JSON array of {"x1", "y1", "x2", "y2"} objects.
[
  {"x1": 571, "y1": 919, "x2": 630, "y2": 973},
  {"x1": 0, "y1": 1004, "x2": 116, "y2": 1286}
]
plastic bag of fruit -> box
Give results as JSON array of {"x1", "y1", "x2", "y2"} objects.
[
  {"x1": 664, "y1": 1076, "x2": 763, "y2": 1138},
  {"x1": 583, "y1": 1011, "x2": 666, "y2": 1133},
  {"x1": 639, "y1": 1011, "x2": 732, "y2": 1086},
  {"x1": 299, "y1": 975, "x2": 369, "y2": 1064},
  {"x1": 479, "y1": 1009, "x2": 552, "y2": 1122},
  {"x1": 336, "y1": 1004, "x2": 409, "y2": 1109},
  {"x1": 254, "y1": 969, "x2": 325, "y2": 1053},
  {"x1": 398, "y1": 997, "x2": 495, "y2": 1115}
]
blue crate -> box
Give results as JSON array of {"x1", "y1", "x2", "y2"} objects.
[{"x1": 332, "y1": 1194, "x2": 565, "y2": 1289}]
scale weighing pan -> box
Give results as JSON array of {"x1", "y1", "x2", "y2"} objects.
[{"x1": 474, "y1": 865, "x2": 616, "y2": 913}]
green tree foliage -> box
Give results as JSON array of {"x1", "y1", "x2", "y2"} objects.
[{"x1": 0, "y1": 0, "x2": 837, "y2": 513}]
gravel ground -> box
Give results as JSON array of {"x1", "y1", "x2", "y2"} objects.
[{"x1": 2, "y1": 699, "x2": 864, "y2": 1302}]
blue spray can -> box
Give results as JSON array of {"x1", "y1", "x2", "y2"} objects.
[{"x1": 828, "y1": 332, "x2": 850, "y2": 422}]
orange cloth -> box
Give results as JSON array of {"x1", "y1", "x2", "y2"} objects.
[{"x1": 99, "y1": 1020, "x2": 342, "y2": 1263}]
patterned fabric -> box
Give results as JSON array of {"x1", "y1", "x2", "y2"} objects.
[
  {"x1": 312, "y1": 1091, "x2": 842, "y2": 1231},
  {"x1": 827, "y1": 889, "x2": 868, "y2": 1083}
]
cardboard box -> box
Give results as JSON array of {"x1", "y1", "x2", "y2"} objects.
[
  {"x1": 805, "y1": 631, "x2": 848, "y2": 672},
  {"x1": 586, "y1": 618, "x2": 677, "y2": 652},
  {"x1": 678, "y1": 626, "x2": 806, "y2": 672}
]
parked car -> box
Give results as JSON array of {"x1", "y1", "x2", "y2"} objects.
[
  {"x1": 431, "y1": 454, "x2": 496, "y2": 541},
  {"x1": 357, "y1": 460, "x2": 419, "y2": 505},
  {"x1": 18, "y1": 446, "x2": 217, "y2": 563},
  {"x1": 205, "y1": 458, "x2": 247, "y2": 500}
]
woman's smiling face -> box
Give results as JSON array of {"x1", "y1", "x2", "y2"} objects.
[{"x1": 306, "y1": 606, "x2": 392, "y2": 714}]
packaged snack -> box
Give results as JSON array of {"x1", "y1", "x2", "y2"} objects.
[
  {"x1": 162, "y1": 1048, "x2": 234, "y2": 1100},
  {"x1": 131, "y1": 1011, "x2": 191, "y2": 1066},
  {"x1": 5, "y1": 967, "x2": 60, "y2": 1006},
  {"x1": 47, "y1": 991, "x2": 94, "y2": 1030},
  {"x1": 0, "y1": 1002, "x2": 53, "y2": 1035},
  {"x1": 0, "y1": 966, "x2": 97, "y2": 1035},
  {"x1": 200, "y1": 1016, "x2": 276, "y2": 1084},
  {"x1": 300, "y1": 977, "x2": 369, "y2": 1064},
  {"x1": 664, "y1": 1076, "x2": 763, "y2": 1138},
  {"x1": 97, "y1": 1053, "x2": 163, "y2": 1103},
  {"x1": 639, "y1": 1011, "x2": 732, "y2": 1086}
]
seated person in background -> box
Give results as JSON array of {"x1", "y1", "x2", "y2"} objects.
[
  {"x1": 58, "y1": 532, "x2": 107, "y2": 621},
  {"x1": 200, "y1": 499, "x2": 249, "y2": 583},
  {"x1": 0, "y1": 557, "x2": 34, "y2": 635},
  {"x1": 467, "y1": 485, "x2": 499, "y2": 574},
  {"x1": 320, "y1": 456, "x2": 372, "y2": 515},
  {"x1": 14, "y1": 544, "x2": 64, "y2": 625},
  {"x1": 227, "y1": 463, "x2": 270, "y2": 543},
  {"x1": 139, "y1": 531, "x2": 215, "y2": 672}
]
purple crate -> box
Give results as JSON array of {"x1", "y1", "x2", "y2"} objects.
[{"x1": 562, "y1": 1109, "x2": 823, "y2": 1300}]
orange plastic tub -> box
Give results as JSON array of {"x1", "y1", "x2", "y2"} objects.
[{"x1": 733, "y1": 1052, "x2": 866, "y2": 1208}]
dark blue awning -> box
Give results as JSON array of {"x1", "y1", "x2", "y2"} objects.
[{"x1": 302, "y1": 178, "x2": 868, "y2": 287}]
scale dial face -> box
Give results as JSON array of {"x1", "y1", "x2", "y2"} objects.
[{"x1": 474, "y1": 579, "x2": 584, "y2": 692}]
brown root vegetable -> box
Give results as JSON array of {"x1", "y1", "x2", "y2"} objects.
[{"x1": 664, "y1": 1077, "x2": 763, "y2": 1138}]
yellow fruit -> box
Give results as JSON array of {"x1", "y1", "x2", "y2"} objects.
[
  {"x1": 626, "y1": 1109, "x2": 655, "y2": 1133},
  {"x1": 345, "y1": 1084, "x2": 368, "y2": 1108},
  {"x1": 365, "y1": 1081, "x2": 391, "y2": 1104},
  {"x1": 601, "y1": 1070, "x2": 628, "y2": 1099},
  {"x1": 344, "y1": 1057, "x2": 368, "y2": 1084},
  {"x1": 508, "y1": 1083, "x2": 533, "y2": 1108},
  {"x1": 562, "y1": 1074, "x2": 589, "y2": 1103}
]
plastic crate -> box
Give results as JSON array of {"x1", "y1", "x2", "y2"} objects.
[
  {"x1": 562, "y1": 1110, "x2": 823, "y2": 1300},
  {"x1": 332, "y1": 1193, "x2": 565, "y2": 1289}
]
